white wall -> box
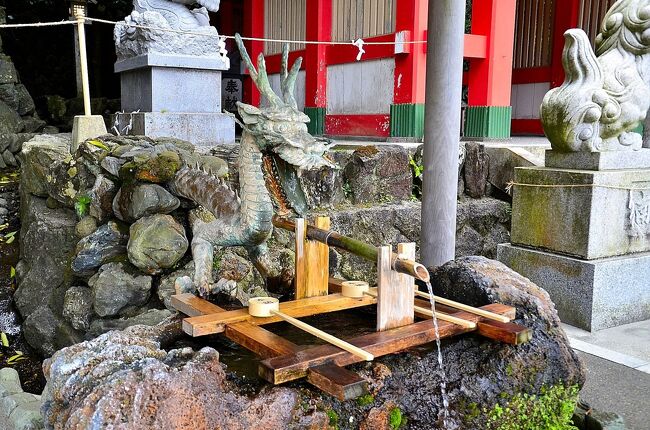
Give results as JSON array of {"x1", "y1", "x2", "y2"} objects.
[
  {"x1": 511, "y1": 82, "x2": 550, "y2": 119},
  {"x1": 265, "y1": 71, "x2": 306, "y2": 112},
  {"x1": 327, "y1": 58, "x2": 395, "y2": 114}
]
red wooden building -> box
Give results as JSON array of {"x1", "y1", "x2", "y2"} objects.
[{"x1": 214, "y1": 0, "x2": 616, "y2": 140}]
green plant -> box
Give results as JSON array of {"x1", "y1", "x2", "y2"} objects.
[
  {"x1": 356, "y1": 394, "x2": 375, "y2": 407},
  {"x1": 409, "y1": 155, "x2": 424, "y2": 199},
  {"x1": 389, "y1": 407, "x2": 404, "y2": 429},
  {"x1": 326, "y1": 409, "x2": 339, "y2": 429},
  {"x1": 483, "y1": 385, "x2": 579, "y2": 430},
  {"x1": 74, "y1": 195, "x2": 92, "y2": 218},
  {"x1": 342, "y1": 181, "x2": 353, "y2": 199}
]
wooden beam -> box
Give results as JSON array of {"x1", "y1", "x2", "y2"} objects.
[
  {"x1": 181, "y1": 291, "x2": 377, "y2": 337},
  {"x1": 172, "y1": 293, "x2": 368, "y2": 399},
  {"x1": 307, "y1": 364, "x2": 367, "y2": 401},
  {"x1": 259, "y1": 303, "x2": 512, "y2": 384},
  {"x1": 295, "y1": 218, "x2": 307, "y2": 299}
]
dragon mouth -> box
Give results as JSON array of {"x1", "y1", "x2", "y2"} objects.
[{"x1": 262, "y1": 153, "x2": 309, "y2": 217}]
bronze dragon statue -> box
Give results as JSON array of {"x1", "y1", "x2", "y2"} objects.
[{"x1": 171, "y1": 35, "x2": 334, "y2": 296}]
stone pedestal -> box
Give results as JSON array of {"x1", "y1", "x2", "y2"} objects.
[
  {"x1": 498, "y1": 149, "x2": 650, "y2": 330},
  {"x1": 114, "y1": 54, "x2": 234, "y2": 147}
]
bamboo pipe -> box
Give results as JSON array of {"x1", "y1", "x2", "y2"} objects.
[
  {"x1": 248, "y1": 297, "x2": 373, "y2": 361},
  {"x1": 415, "y1": 291, "x2": 511, "y2": 323},
  {"x1": 273, "y1": 216, "x2": 430, "y2": 283},
  {"x1": 413, "y1": 306, "x2": 477, "y2": 329},
  {"x1": 362, "y1": 290, "x2": 476, "y2": 329}
]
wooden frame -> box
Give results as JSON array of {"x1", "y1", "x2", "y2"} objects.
[{"x1": 171, "y1": 218, "x2": 532, "y2": 400}]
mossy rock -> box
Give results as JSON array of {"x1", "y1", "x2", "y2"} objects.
[{"x1": 120, "y1": 150, "x2": 181, "y2": 184}]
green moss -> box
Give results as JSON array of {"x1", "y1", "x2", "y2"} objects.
[
  {"x1": 356, "y1": 394, "x2": 375, "y2": 407},
  {"x1": 389, "y1": 407, "x2": 404, "y2": 429},
  {"x1": 482, "y1": 384, "x2": 579, "y2": 430},
  {"x1": 505, "y1": 364, "x2": 513, "y2": 377},
  {"x1": 326, "y1": 409, "x2": 339, "y2": 428}
]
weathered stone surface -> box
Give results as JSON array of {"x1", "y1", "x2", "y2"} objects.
[
  {"x1": 15, "y1": 196, "x2": 77, "y2": 318},
  {"x1": 86, "y1": 175, "x2": 117, "y2": 222},
  {"x1": 213, "y1": 247, "x2": 268, "y2": 304},
  {"x1": 498, "y1": 244, "x2": 650, "y2": 331},
  {"x1": 113, "y1": 183, "x2": 180, "y2": 222},
  {"x1": 119, "y1": 149, "x2": 181, "y2": 184},
  {"x1": 71, "y1": 221, "x2": 129, "y2": 277},
  {"x1": 511, "y1": 166, "x2": 650, "y2": 259},
  {"x1": 484, "y1": 143, "x2": 544, "y2": 193},
  {"x1": 0, "y1": 56, "x2": 17, "y2": 84},
  {"x1": 19, "y1": 133, "x2": 75, "y2": 204},
  {"x1": 62, "y1": 287, "x2": 94, "y2": 332},
  {"x1": 15, "y1": 84, "x2": 35, "y2": 116},
  {"x1": 89, "y1": 262, "x2": 152, "y2": 317},
  {"x1": 463, "y1": 141, "x2": 489, "y2": 198},
  {"x1": 41, "y1": 327, "x2": 326, "y2": 429},
  {"x1": 2, "y1": 148, "x2": 17, "y2": 166},
  {"x1": 22, "y1": 305, "x2": 82, "y2": 357},
  {"x1": 158, "y1": 261, "x2": 194, "y2": 310},
  {"x1": 546, "y1": 148, "x2": 650, "y2": 170},
  {"x1": 324, "y1": 199, "x2": 509, "y2": 285},
  {"x1": 99, "y1": 155, "x2": 125, "y2": 177},
  {"x1": 299, "y1": 151, "x2": 348, "y2": 209},
  {"x1": 0, "y1": 368, "x2": 22, "y2": 398},
  {"x1": 127, "y1": 214, "x2": 188, "y2": 274},
  {"x1": 0, "y1": 369, "x2": 43, "y2": 430},
  {"x1": 344, "y1": 146, "x2": 412, "y2": 204},
  {"x1": 0, "y1": 99, "x2": 21, "y2": 134},
  {"x1": 74, "y1": 216, "x2": 98, "y2": 238}
]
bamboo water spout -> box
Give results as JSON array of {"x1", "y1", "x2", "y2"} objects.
[{"x1": 272, "y1": 216, "x2": 430, "y2": 282}]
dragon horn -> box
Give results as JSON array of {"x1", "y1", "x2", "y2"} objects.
[
  {"x1": 235, "y1": 33, "x2": 283, "y2": 107},
  {"x1": 280, "y1": 42, "x2": 302, "y2": 109}
]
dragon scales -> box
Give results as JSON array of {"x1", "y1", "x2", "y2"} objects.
[{"x1": 172, "y1": 35, "x2": 334, "y2": 296}]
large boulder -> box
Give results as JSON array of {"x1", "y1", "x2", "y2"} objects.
[
  {"x1": 0, "y1": 99, "x2": 21, "y2": 134},
  {"x1": 71, "y1": 221, "x2": 129, "y2": 277},
  {"x1": 88, "y1": 262, "x2": 152, "y2": 317},
  {"x1": 127, "y1": 214, "x2": 188, "y2": 274},
  {"x1": 14, "y1": 196, "x2": 77, "y2": 318},
  {"x1": 112, "y1": 183, "x2": 180, "y2": 223},
  {"x1": 41, "y1": 326, "x2": 327, "y2": 429},
  {"x1": 22, "y1": 305, "x2": 82, "y2": 357},
  {"x1": 19, "y1": 134, "x2": 77, "y2": 205},
  {"x1": 327, "y1": 257, "x2": 585, "y2": 429},
  {"x1": 343, "y1": 146, "x2": 412, "y2": 204}
]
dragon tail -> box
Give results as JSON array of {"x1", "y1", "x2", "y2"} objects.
[{"x1": 169, "y1": 167, "x2": 240, "y2": 222}]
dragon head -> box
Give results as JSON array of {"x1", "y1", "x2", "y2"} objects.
[{"x1": 234, "y1": 34, "x2": 335, "y2": 216}]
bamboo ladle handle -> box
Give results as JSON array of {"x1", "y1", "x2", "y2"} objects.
[
  {"x1": 415, "y1": 291, "x2": 510, "y2": 323},
  {"x1": 271, "y1": 310, "x2": 374, "y2": 361},
  {"x1": 248, "y1": 297, "x2": 374, "y2": 361}
]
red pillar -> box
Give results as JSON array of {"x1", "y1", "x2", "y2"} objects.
[
  {"x1": 243, "y1": 0, "x2": 264, "y2": 107},
  {"x1": 390, "y1": 0, "x2": 428, "y2": 138},
  {"x1": 550, "y1": 0, "x2": 580, "y2": 88},
  {"x1": 465, "y1": 0, "x2": 516, "y2": 138},
  {"x1": 304, "y1": 0, "x2": 331, "y2": 135}
]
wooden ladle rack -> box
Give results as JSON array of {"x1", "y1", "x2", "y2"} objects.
[{"x1": 171, "y1": 216, "x2": 532, "y2": 400}]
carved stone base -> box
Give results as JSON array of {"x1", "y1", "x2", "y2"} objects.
[
  {"x1": 113, "y1": 112, "x2": 235, "y2": 148},
  {"x1": 545, "y1": 148, "x2": 650, "y2": 170},
  {"x1": 498, "y1": 244, "x2": 650, "y2": 331},
  {"x1": 511, "y1": 166, "x2": 650, "y2": 259}
]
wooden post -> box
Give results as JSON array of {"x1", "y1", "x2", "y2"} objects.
[
  {"x1": 376, "y1": 243, "x2": 416, "y2": 332},
  {"x1": 301, "y1": 216, "x2": 330, "y2": 299},
  {"x1": 294, "y1": 218, "x2": 307, "y2": 298},
  {"x1": 73, "y1": 4, "x2": 91, "y2": 116},
  {"x1": 421, "y1": 0, "x2": 466, "y2": 267}
]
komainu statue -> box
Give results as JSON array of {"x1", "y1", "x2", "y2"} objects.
[
  {"x1": 115, "y1": 0, "x2": 222, "y2": 59},
  {"x1": 172, "y1": 35, "x2": 334, "y2": 296},
  {"x1": 541, "y1": 0, "x2": 650, "y2": 152}
]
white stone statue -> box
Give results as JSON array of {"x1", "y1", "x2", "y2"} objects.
[
  {"x1": 115, "y1": 0, "x2": 223, "y2": 60},
  {"x1": 541, "y1": 0, "x2": 650, "y2": 152}
]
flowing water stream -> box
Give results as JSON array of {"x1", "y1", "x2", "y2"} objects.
[{"x1": 424, "y1": 281, "x2": 451, "y2": 428}]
